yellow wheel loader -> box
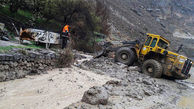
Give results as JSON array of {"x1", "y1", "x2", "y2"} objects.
[
  {"x1": 115, "y1": 33, "x2": 192, "y2": 79},
  {"x1": 97, "y1": 33, "x2": 192, "y2": 80}
]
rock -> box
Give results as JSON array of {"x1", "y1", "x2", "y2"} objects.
[
  {"x1": 106, "y1": 80, "x2": 121, "y2": 86},
  {"x1": 3, "y1": 65, "x2": 9, "y2": 70},
  {"x1": 22, "y1": 40, "x2": 32, "y2": 45},
  {"x1": 27, "y1": 63, "x2": 31, "y2": 67},
  {"x1": 0, "y1": 54, "x2": 5, "y2": 61},
  {"x1": 0, "y1": 72, "x2": 6, "y2": 82},
  {"x1": 128, "y1": 66, "x2": 139, "y2": 71},
  {"x1": 59, "y1": 68, "x2": 63, "y2": 71},
  {"x1": 29, "y1": 52, "x2": 37, "y2": 58},
  {"x1": 29, "y1": 70, "x2": 40, "y2": 75},
  {"x1": 108, "y1": 52, "x2": 115, "y2": 58},
  {"x1": 74, "y1": 53, "x2": 87, "y2": 60},
  {"x1": 144, "y1": 89, "x2": 153, "y2": 96},
  {"x1": 16, "y1": 70, "x2": 26, "y2": 78},
  {"x1": 48, "y1": 78, "x2": 53, "y2": 82},
  {"x1": 5, "y1": 55, "x2": 13, "y2": 61},
  {"x1": 142, "y1": 79, "x2": 153, "y2": 85},
  {"x1": 6, "y1": 71, "x2": 16, "y2": 80},
  {"x1": 121, "y1": 81, "x2": 128, "y2": 87},
  {"x1": 11, "y1": 62, "x2": 18, "y2": 67},
  {"x1": 1, "y1": 36, "x2": 9, "y2": 41},
  {"x1": 82, "y1": 86, "x2": 109, "y2": 105},
  {"x1": 13, "y1": 54, "x2": 22, "y2": 61}
]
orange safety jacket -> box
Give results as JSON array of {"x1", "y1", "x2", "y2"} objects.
[{"x1": 63, "y1": 25, "x2": 69, "y2": 33}]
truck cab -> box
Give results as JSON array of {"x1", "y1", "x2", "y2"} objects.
[{"x1": 140, "y1": 33, "x2": 169, "y2": 56}]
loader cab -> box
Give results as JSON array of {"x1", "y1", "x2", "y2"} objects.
[{"x1": 141, "y1": 33, "x2": 170, "y2": 56}]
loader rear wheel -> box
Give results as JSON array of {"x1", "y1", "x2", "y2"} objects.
[
  {"x1": 142, "y1": 59, "x2": 162, "y2": 78},
  {"x1": 115, "y1": 47, "x2": 136, "y2": 66}
]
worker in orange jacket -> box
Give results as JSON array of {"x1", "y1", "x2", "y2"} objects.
[{"x1": 61, "y1": 24, "x2": 70, "y2": 49}]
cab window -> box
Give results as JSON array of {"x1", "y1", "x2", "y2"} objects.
[
  {"x1": 150, "y1": 38, "x2": 157, "y2": 47},
  {"x1": 158, "y1": 39, "x2": 168, "y2": 49},
  {"x1": 145, "y1": 37, "x2": 152, "y2": 46}
]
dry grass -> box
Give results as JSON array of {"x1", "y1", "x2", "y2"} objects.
[{"x1": 56, "y1": 42, "x2": 74, "y2": 68}]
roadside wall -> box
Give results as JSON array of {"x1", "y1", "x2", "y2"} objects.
[{"x1": 0, "y1": 49, "x2": 57, "y2": 82}]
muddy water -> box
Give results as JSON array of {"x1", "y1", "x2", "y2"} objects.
[{"x1": 177, "y1": 67, "x2": 194, "y2": 109}]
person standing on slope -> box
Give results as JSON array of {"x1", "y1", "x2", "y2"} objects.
[{"x1": 61, "y1": 24, "x2": 70, "y2": 49}]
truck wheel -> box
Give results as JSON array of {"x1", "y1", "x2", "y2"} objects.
[
  {"x1": 142, "y1": 59, "x2": 162, "y2": 78},
  {"x1": 115, "y1": 47, "x2": 136, "y2": 66}
]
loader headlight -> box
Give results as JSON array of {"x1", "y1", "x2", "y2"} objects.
[{"x1": 143, "y1": 47, "x2": 147, "y2": 51}]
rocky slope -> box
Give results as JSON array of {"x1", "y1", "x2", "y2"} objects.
[{"x1": 104, "y1": 0, "x2": 194, "y2": 52}]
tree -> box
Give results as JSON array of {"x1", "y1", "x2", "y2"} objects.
[
  {"x1": 9, "y1": 0, "x2": 20, "y2": 13},
  {"x1": 9, "y1": 0, "x2": 28, "y2": 13},
  {"x1": 95, "y1": 0, "x2": 110, "y2": 35}
]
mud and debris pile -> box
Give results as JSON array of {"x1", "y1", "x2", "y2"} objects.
[
  {"x1": 65, "y1": 57, "x2": 178, "y2": 109},
  {"x1": 82, "y1": 57, "x2": 168, "y2": 98}
]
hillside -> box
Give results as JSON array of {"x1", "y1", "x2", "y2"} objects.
[
  {"x1": 1, "y1": 0, "x2": 194, "y2": 54},
  {"x1": 1, "y1": 1, "x2": 194, "y2": 109},
  {"x1": 105, "y1": 0, "x2": 194, "y2": 51}
]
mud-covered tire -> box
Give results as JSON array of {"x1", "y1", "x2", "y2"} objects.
[
  {"x1": 142, "y1": 59, "x2": 162, "y2": 78},
  {"x1": 115, "y1": 47, "x2": 136, "y2": 66}
]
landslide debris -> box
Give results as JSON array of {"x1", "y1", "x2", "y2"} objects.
[
  {"x1": 66, "y1": 57, "x2": 181, "y2": 109},
  {"x1": 81, "y1": 57, "x2": 167, "y2": 98}
]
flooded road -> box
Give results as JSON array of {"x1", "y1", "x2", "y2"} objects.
[{"x1": 177, "y1": 67, "x2": 194, "y2": 109}]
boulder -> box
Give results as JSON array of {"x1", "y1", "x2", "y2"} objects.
[
  {"x1": 16, "y1": 70, "x2": 26, "y2": 78},
  {"x1": 1, "y1": 36, "x2": 10, "y2": 41},
  {"x1": 82, "y1": 86, "x2": 109, "y2": 105},
  {"x1": 0, "y1": 72, "x2": 6, "y2": 82}
]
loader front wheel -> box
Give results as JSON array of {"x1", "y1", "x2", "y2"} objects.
[
  {"x1": 142, "y1": 59, "x2": 162, "y2": 78},
  {"x1": 115, "y1": 47, "x2": 136, "y2": 66}
]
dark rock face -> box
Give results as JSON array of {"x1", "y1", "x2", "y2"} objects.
[
  {"x1": 82, "y1": 86, "x2": 109, "y2": 105},
  {"x1": 0, "y1": 49, "x2": 57, "y2": 82}
]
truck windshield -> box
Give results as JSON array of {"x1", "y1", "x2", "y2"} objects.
[
  {"x1": 158, "y1": 39, "x2": 168, "y2": 49},
  {"x1": 150, "y1": 38, "x2": 157, "y2": 47},
  {"x1": 145, "y1": 37, "x2": 152, "y2": 46}
]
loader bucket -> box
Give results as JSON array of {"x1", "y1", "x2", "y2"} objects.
[{"x1": 94, "y1": 49, "x2": 105, "y2": 58}]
